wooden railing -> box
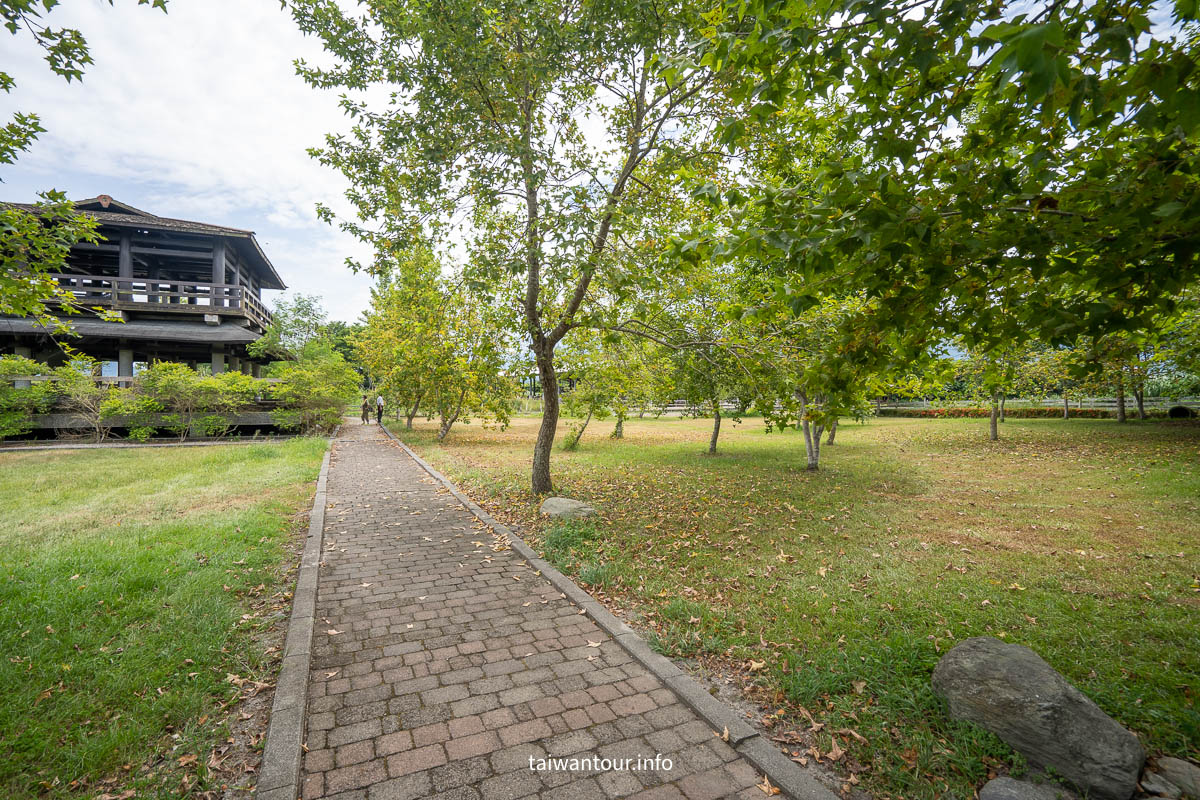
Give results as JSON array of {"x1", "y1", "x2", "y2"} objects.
[{"x1": 46, "y1": 273, "x2": 272, "y2": 330}]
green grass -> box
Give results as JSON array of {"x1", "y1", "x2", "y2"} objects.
[
  {"x1": 0, "y1": 439, "x2": 328, "y2": 799},
  {"x1": 391, "y1": 414, "x2": 1200, "y2": 799}
]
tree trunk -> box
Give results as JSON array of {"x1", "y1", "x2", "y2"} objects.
[
  {"x1": 406, "y1": 392, "x2": 423, "y2": 430},
  {"x1": 531, "y1": 344, "x2": 558, "y2": 493},
  {"x1": 611, "y1": 414, "x2": 624, "y2": 439},
  {"x1": 1135, "y1": 389, "x2": 1146, "y2": 420},
  {"x1": 436, "y1": 388, "x2": 466, "y2": 442},
  {"x1": 565, "y1": 408, "x2": 592, "y2": 450},
  {"x1": 797, "y1": 391, "x2": 821, "y2": 470},
  {"x1": 826, "y1": 418, "x2": 838, "y2": 445},
  {"x1": 999, "y1": 394, "x2": 1006, "y2": 422},
  {"x1": 989, "y1": 394, "x2": 999, "y2": 441},
  {"x1": 708, "y1": 402, "x2": 721, "y2": 455},
  {"x1": 1063, "y1": 395, "x2": 1070, "y2": 420},
  {"x1": 1116, "y1": 374, "x2": 1127, "y2": 423}
]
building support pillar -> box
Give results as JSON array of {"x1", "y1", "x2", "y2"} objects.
[
  {"x1": 229, "y1": 355, "x2": 241, "y2": 373},
  {"x1": 251, "y1": 362, "x2": 261, "y2": 379},
  {"x1": 212, "y1": 240, "x2": 227, "y2": 308},
  {"x1": 13, "y1": 345, "x2": 32, "y2": 388},
  {"x1": 118, "y1": 347, "x2": 134, "y2": 387},
  {"x1": 211, "y1": 346, "x2": 225, "y2": 375},
  {"x1": 118, "y1": 234, "x2": 133, "y2": 301}
]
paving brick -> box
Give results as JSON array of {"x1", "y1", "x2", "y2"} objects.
[{"x1": 386, "y1": 743, "x2": 447, "y2": 777}]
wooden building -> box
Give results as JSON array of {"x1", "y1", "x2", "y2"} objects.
[{"x1": 1, "y1": 195, "x2": 284, "y2": 377}]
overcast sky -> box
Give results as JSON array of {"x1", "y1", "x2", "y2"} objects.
[{"x1": 0, "y1": 0, "x2": 374, "y2": 323}]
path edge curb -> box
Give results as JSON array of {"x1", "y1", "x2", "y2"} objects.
[
  {"x1": 255, "y1": 441, "x2": 333, "y2": 800},
  {"x1": 380, "y1": 425, "x2": 838, "y2": 800}
]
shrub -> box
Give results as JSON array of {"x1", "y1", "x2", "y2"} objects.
[
  {"x1": 137, "y1": 362, "x2": 260, "y2": 438},
  {"x1": 269, "y1": 343, "x2": 361, "y2": 434},
  {"x1": 878, "y1": 406, "x2": 1119, "y2": 419},
  {"x1": 0, "y1": 355, "x2": 57, "y2": 438},
  {"x1": 51, "y1": 359, "x2": 122, "y2": 442}
]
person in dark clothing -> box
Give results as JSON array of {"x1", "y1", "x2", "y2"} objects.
[
  {"x1": 375, "y1": 394, "x2": 384, "y2": 425},
  {"x1": 360, "y1": 394, "x2": 370, "y2": 425}
]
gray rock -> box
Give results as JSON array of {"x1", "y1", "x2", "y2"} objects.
[
  {"x1": 539, "y1": 496, "x2": 596, "y2": 520},
  {"x1": 1156, "y1": 759, "x2": 1200, "y2": 799},
  {"x1": 932, "y1": 637, "x2": 1145, "y2": 800},
  {"x1": 979, "y1": 776, "x2": 1079, "y2": 800},
  {"x1": 1141, "y1": 770, "x2": 1183, "y2": 799}
]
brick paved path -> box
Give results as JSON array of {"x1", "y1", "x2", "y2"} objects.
[{"x1": 300, "y1": 423, "x2": 768, "y2": 800}]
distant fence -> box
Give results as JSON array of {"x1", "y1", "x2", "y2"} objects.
[{"x1": 878, "y1": 397, "x2": 1200, "y2": 411}]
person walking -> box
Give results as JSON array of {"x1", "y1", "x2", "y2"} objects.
[
  {"x1": 360, "y1": 394, "x2": 370, "y2": 425},
  {"x1": 375, "y1": 393, "x2": 385, "y2": 425}
]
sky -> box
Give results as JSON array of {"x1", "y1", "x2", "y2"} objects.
[{"x1": 0, "y1": 0, "x2": 375, "y2": 323}]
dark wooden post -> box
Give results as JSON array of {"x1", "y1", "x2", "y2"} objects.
[
  {"x1": 118, "y1": 234, "x2": 132, "y2": 301},
  {"x1": 211, "y1": 240, "x2": 226, "y2": 308}
]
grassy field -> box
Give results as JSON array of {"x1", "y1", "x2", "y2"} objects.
[
  {"x1": 391, "y1": 414, "x2": 1200, "y2": 799},
  {"x1": 0, "y1": 439, "x2": 328, "y2": 799}
]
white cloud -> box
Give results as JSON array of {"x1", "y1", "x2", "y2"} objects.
[{"x1": 0, "y1": 0, "x2": 374, "y2": 321}]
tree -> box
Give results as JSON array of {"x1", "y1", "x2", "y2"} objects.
[
  {"x1": 324, "y1": 319, "x2": 366, "y2": 376},
  {"x1": 749, "y1": 295, "x2": 894, "y2": 469},
  {"x1": 2, "y1": 1, "x2": 167, "y2": 323},
  {"x1": 703, "y1": 0, "x2": 1200, "y2": 367},
  {"x1": 288, "y1": 0, "x2": 715, "y2": 492},
  {"x1": 424, "y1": 290, "x2": 516, "y2": 442},
  {"x1": 356, "y1": 247, "x2": 518, "y2": 441},
  {"x1": 355, "y1": 246, "x2": 444, "y2": 430},
  {"x1": 1, "y1": 192, "x2": 103, "y2": 329},
  {"x1": 556, "y1": 332, "x2": 634, "y2": 451},
  {"x1": 248, "y1": 293, "x2": 331, "y2": 361}
]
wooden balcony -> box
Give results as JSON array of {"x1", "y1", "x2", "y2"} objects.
[{"x1": 47, "y1": 273, "x2": 272, "y2": 331}]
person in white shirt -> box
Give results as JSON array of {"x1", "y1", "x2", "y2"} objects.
[{"x1": 375, "y1": 394, "x2": 384, "y2": 425}]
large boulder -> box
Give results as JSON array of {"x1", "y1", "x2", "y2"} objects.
[
  {"x1": 979, "y1": 776, "x2": 1079, "y2": 800},
  {"x1": 539, "y1": 496, "x2": 596, "y2": 520},
  {"x1": 1155, "y1": 758, "x2": 1200, "y2": 799},
  {"x1": 932, "y1": 637, "x2": 1144, "y2": 800}
]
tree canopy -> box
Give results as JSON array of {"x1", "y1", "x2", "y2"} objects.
[{"x1": 698, "y1": 0, "x2": 1200, "y2": 353}]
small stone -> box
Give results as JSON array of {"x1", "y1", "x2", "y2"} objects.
[
  {"x1": 1156, "y1": 759, "x2": 1200, "y2": 799},
  {"x1": 1141, "y1": 770, "x2": 1183, "y2": 799},
  {"x1": 538, "y1": 497, "x2": 596, "y2": 520},
  {"x1": 979, "y1": 776, "x2": 1079, "y2": 800}
]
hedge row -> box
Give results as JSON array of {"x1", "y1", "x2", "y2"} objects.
[
  {"x1": 877, "y1": 406, "x2": 1179, "y2": 419},
  {"x1": 1, "y1": 354, "x2": 359, "y2": 441}
]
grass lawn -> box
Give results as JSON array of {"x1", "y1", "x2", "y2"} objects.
[
  {"x1": 0, "y1": 439, "x2": 328, "y2": 799},
  {"x1": 391, "y1": 414, "x2": 1200, "y2": 799}
]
